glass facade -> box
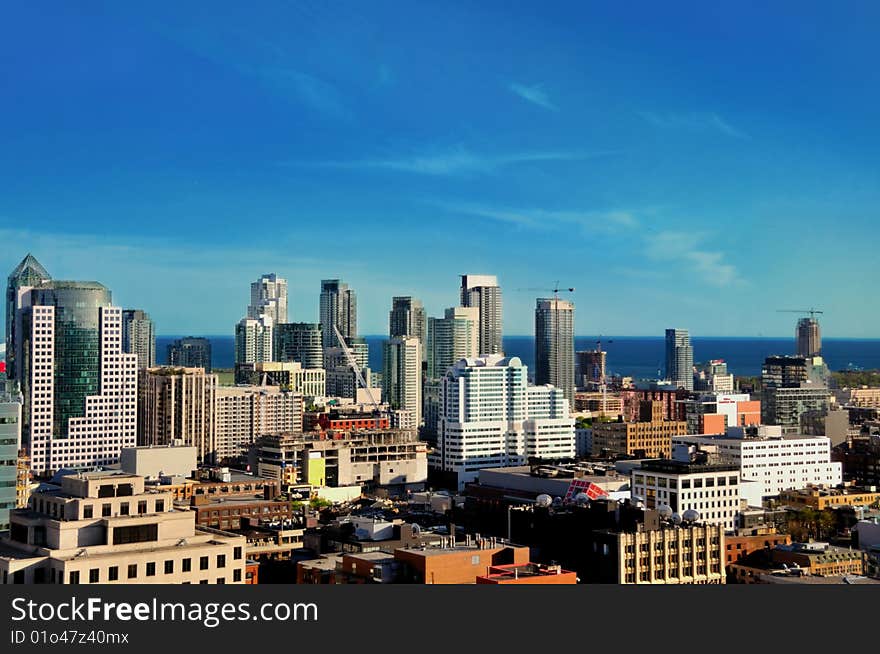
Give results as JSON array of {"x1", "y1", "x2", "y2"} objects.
[
  {"x1": 0, "y1": 388, "x2": 22, "y2": 532},
  {"x1": 31, "y1": 282, "x2": 111, "y2": 439}
]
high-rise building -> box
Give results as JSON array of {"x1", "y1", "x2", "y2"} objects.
[
  {"x1": 274, "y1": 322, "x2": 323, "y2": 369},
  {"x1": 761, "y1": 354, "x2": 830, "y2": 433},
  {"x1": 665, "y1": 328, "x2": 694, "y2": 391},
  {"x1": 248, "y1": 273, "x2": 288, "y2": 325},
  {"x1": 535, "y1": 298, "x2": 575, "y2": 403},
  {"x1": 122, "y1": 309, "x2": 156, "y2": 369},
  {"x1": 426, "y1": 306, "x2": 479, "y2": 379},
  {"x1": 319, "y1": 279, "x2": 357, "y2": 348},
  {"x1": 234, "y1": 316, "x2": 273, "y2": 365},
  {"x1": 138, "y1": 367, "x2": 218, "y2": 463},
  {"x1": 16, "y1": 280, "x2": 137, "y2": 475},
  {"x1": 576, "y1": 349, "x2": 606, "y2": 389},
  {"x1": 0, "y1": 384, "x2": 22, "y2": 532},
  {"x1": 460, "y1": 274, "x2": 502, "y2": 355},
  {"x1": 435, "y1": 354, "x2": 575, "y2": 489},
  {"x1": 796, "y1": 317, "x2": 821, "y2": 358},
  {"x1": 389, "y1": 297, "x2": 427, "y2": 359},
  {"x1": 6, "y1": 254, "x2": 51, "y2": 380},
  {"x1": 167, "y1": 337, "x2": 212, "y2": 372},
  {"x1": 214, "y1": 387, "x2": 303, "y2": 462},
  {"x1": 382, "y1": 336, "x2": 422, "y2": 427}
]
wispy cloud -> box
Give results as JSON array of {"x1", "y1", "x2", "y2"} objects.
[
  {"x1": 644, "y1": 230, "x2": 743, "y2": 286},
  {"x1": 639, "y1": 111, "x2": 749, "y2": 139},
  {"x1": 508, "y1": 82, "x2": 558, "y2": 111},
  {"x1": 439, "y1": 202, "x2": 638, "y2": 232},
  {"x1": 290, "y1": 146, "x2": 614, "y2": 176}
]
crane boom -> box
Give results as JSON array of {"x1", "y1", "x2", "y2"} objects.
[
  {"x1": 777, "y1": 308, "x2": 824, "y2": 318},
  {"x1": 333, "y1": 325, "x2": 379, "y2": 410}
]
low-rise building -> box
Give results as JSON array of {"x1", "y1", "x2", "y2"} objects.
[
  {"x1": 394, "y1": 538, "x2": 530, "y2": 584},
  {"x1": 476, "y1": 562, "x2": 577, "y2": 584},
  {"x1": 778, "y1": 484, "x2": 880, "y2": 511},
  {"x1": 729, "y1": 542, "x2": 865, "y2": 583},
  {"x1": 0, "y1": 471, "x2": 246, "y2": 584},
  {"x1": 592, "y1": 401, "x2": 687, "y2": 459}
]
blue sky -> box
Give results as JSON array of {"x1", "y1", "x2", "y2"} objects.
[{"x1": 1, "y1": 2, "x2": 878, "y2": 337}]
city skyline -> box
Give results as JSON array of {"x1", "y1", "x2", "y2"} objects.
[{"x1": 2, "y1": 3, "x2": 880, "y2": 338}]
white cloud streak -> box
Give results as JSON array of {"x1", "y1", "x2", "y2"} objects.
[{"x1": 508, "y1": 82, "x2": 558, "y2": 111}]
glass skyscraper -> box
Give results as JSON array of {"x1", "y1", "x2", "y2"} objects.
[{"x1": 665, "y1": 328, "x2": 694, "y2": 391}]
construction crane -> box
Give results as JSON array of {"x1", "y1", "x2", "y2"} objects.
[
  {"x1": 515, "y1": 281, "x2": 576, "y2": 300},
  {"x1": 777, "y1": 308, "x2": 824, "y2": 319},
  {"x1": 333, "y1": 324, "x2": 381, "y2": 412}
]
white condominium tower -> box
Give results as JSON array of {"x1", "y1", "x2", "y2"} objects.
[
  {"x1": 382, "y1": 336, "x2": 422, "y2": 427},
  {"x1": 460, "y1": 274, "x2": 502, "y2": 356},
  {"x1": 248, "y1": 273, "x2": 288, "y2": 325},
  {"x1": 665, "y1": 328, "x2": 694, "y2": 391},
  {"x1": 426, "y1": 306, "x2": 479, "y2": 379},
  {"x1": 320, "y1": 279, "x2": 357, "y2": 348},
  {"x1": 235, "y1": 316, "x2": 273, "y2": 365},
  {"x1": 436, "y1": 354, "x2": 575, "y2": 489},
  {"x1": 16, "y1": 280, "x2": 137, "y2": 475}
]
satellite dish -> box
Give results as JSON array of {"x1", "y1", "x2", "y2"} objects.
[
  {"x1": 575, "y1": 492, "x2": 590, "y2": 506},
  {"x1": 411, "y1": 523, "x2": 421, "y2": 535},
  {"x1": 671, "y1": 513, "x2": 682, "y2": 525},
  {"x1": 631, "y1": 495, "x2": 644, "y2": 504},
  {"x1": 658, "y1": 504, "x2": 673, "y2": 518},
  {"x1": 536, "y1": 494, "x2": 553, "y2": 508},
  {"x1": 552, "y1": 496, "x2": 563, "y2": 507},
  {"x1": 682, "y1": 509, "x2": 700, "y2": 522}
]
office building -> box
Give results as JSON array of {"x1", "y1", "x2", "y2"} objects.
[
  {"x1": 796, "y1": 317, "x2": 821, "y2": 358},
  {"x1": 166, "y1": 337, "x2": 212, "y2": 372},
  {"x1": 319, "y1": 279, "x2": 357, "y2": 348},
  {"x1": 673, "y1": 429, "x2": 843, "y2": 497},
  {"x1": 435, "y1": 354, "x2": 575, "y2": 489},
  {"x1": 248, "y1": 273, "x2": 287, "y2": 325},
  {"x1": 460, "y1": 274, "x2": 502, "y2": 355},
  {"x1": 680, "y1": 393, "x2": 761, "y2": 435},
  {"x1": 16, "y1": 280, "x2": 137, "y2": 475},
  {"x1": 535, "y1": 298, "x2": 575, "y2": 402},
  {"x1": 214, "y1": 386, "x2": 303, "y2": 462},
  {"x1": 592, "y1": 401, "x2": 687, "y2": 458},
  {"x1": 763, "y1": 386, "x2": 831, "y2": 434},
  {"x1": 0, "y1": 472, "x2": 246, "y2": 584},
  {"x1": 274, "y1": 322, "x2": 323, "y2": 369},
  {"x1": 5, "y1": 254, "x2": 51, "y2": 380},
  {"x1": 631, "y1": 459, "x2": 742, "y2": 530},
  {"x1": 0, "y1": 386, "x2": 22, "y2": 532},
  {"x1": 121, "y1": 309, "x2": 156, "y2": 369},
  {"x1": 382, "y1": 337, "x2": 422, "y2": 427},
  {"x1": 137, "y1": 367, "x2": 218, "y2": 463},
  {"x1": 665, "y1": 329, "x2": 694, "y2": 391},
  {"x1": 234, "y1": 361, "x2": 325, "y2": 397},
  {"x1": 249, "y1": 429, "x2": 427, "y2": 490},
  {"x1": 389, "y1": 297, "x2": 426, "y2": 359},
  {"x1": 762, "y1": 355, "x2": 829, "y2": 388},
  {"x1": 234, "y1": 316, "x2": 273, "y2": 365},
  {"x1": 576, "y1": 348, "x2": 606, "y2": 389},
  {"x1": 694, "y1": 360, "x2": 734, "y2": 393},
  {"x1": 426, "y1": 307, "x2": 479, "y2": 379}
]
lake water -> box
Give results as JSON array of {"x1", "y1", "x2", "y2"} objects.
[{"x1": 157, "y1": 335, "x2": 880, "y2": 379}]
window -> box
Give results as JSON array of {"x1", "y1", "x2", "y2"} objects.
[
  {"x1": 89, "y1": 569, "x2": 99, "y2": 584},
  {"x1": 233, "y1": 547, "x2": 242, "y2": 560},
  {"x1": 182, "y1": 558, "x2": 192, "y2": 573},
  {"x1": 102, "y1": 503, "x2": 112, "y2": 517},
  {"x1": 138, "y1": 501, "x2": 147, "y2": 515},
  {"x1": 217, "y1": 578, "x2": 226, "y2": 584},
  {"x1": 155, "y1": 500, "x2": 164, "y2": 512},
  {"x1": 119, "y1": 503, "x2": 129, "y2": 516},
  {"x1": 146, "y1": 562, "x2": 156, "y2": 577},
  {"x1": 128, "y1": 564, "x2": 137, "y2": 579},
  {"x1": 200, "y1": 556, "x2": 209, "y2": 571},
  {"x1": 165, "y1": 560, "x2": 174, "y2": 575},
  {"x1": 233, "y1": 569, "x2": 242, "y2": 582},
  {"x1": 113, "y1": 524, "x2": 157, "y2": 545},
  {"x1": 69, "y1": 571, "x2": 80, "y2": 585},
  {"x1": 199, "y1": 580, "x2": 208, "y2": 584},
  {"x1": 217, "y1": 555, "x2": 226, "y2": 569},
  {"x1": 83, "y1": 505, "x2": 93, "y2": 519},
  {"x1": 108, "y1": 567, "x2": 118, "y2": 582}
]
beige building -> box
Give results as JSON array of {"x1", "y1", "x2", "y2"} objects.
[
  {"x1": 592, "y1": 401, "x2": 687, "y2": 458},
  {"x1": 138, "y1": 367, "x2": 217, "y2": 462},
  {"x1": 835, "y1": 387, "x2": 880, "y2": 409},
  {"x1": 0, "y1": 471, "x2": 245, "y2": 585},
  {"x1": 595, "y1": 522, "x2": 726, "y2": 584},
  {"x1": 250, "y1": 429, "x2": 427, "y2": 489},
  {"x1": 235, "y1": 361, "x2": 325, "y2": 397},
  {"x1": 215, "y1": 386, "x2": 303, "y2": 462}
]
